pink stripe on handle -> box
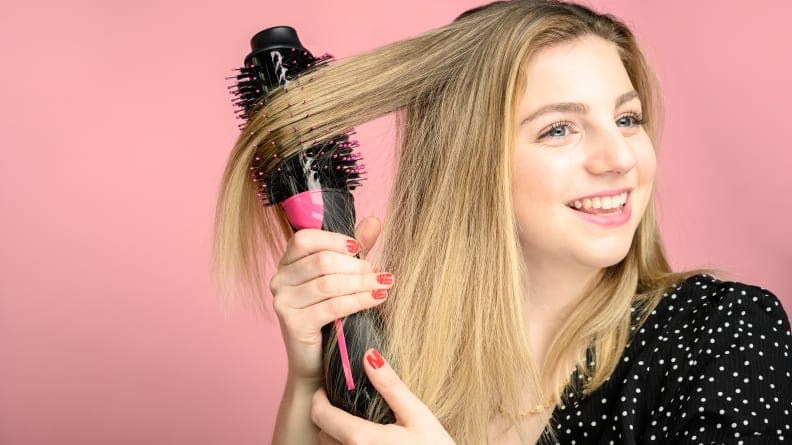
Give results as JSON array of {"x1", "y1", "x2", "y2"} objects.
[{"x1": 334, "y1": 318, "x2": 355, "y2": 391}]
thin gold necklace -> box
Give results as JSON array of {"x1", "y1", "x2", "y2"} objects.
[{"x1": 499, "y1": 400, "x2": 556, "y2": 417}]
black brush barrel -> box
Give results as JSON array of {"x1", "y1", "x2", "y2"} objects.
[{"x1": 231, "y1": 26, "x2": 394, "y2": 423}]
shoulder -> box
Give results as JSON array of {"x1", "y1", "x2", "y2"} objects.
[
  {"x1": 633, "y1": 273, "x2": 792, "y2": 441},
  {"x1": 550, "y1": 274, "x2": 791, "y2": 442},
  {"x1": 637, "y1": 273, "x2": 791, "y2": 346}
]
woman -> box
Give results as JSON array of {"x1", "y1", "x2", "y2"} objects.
[{"x1": 212, "y1": 0, "x2": 792, "y2": 443}]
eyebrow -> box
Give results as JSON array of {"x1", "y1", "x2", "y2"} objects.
[{"x1": 521, "y1": 90, "x2": 640, "y2": 125}]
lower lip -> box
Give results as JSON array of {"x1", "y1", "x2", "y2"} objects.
[{"x1": 568, "y1": 196, "x2": 632, "y2": 227}]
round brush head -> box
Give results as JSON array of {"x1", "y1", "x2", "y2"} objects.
[
  {"x1": 226, "y1": 26, "x2": 366, "y2": 207},
  {"x1": 227, "y1": 26, "x2": 334, "y2": 131}
]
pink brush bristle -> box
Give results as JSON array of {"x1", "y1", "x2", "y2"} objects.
[
  {"x1": 226, "y1": 48, "x2": 366, "y2": 207},
  {"x1": 250, "y1": 129, "x2": 368, "y2": 207}
]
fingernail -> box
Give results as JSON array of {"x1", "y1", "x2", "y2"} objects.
[
  {"x1": 376, "y1": 273, "x2": 393, "y2": 285},
  {"x1": 346, "y1": 239, "x2": 359, "y2": 254},
  {"x1": 371, "y1": 289, "x2": 388, "y2": 300},
  {"x1": 366, "y1": 349, "x2": 385, "y2": 369}
]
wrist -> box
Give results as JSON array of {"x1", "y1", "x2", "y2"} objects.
[{"x1": 286, "y1": 375, "x2": 322, "y2": 392}]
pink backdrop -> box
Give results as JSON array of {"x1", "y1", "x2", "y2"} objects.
[{"x1": 1, "y1": 0, "x2": 790, "y2": 443}]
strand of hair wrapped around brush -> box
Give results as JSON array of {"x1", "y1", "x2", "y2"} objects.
[{"x1": 225, "y1": 26, "x2": 407, "y2": 423}]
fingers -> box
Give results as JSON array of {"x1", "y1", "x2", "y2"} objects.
[
  {"x1": 279, "y1": 229, "x2": 361, "y2": 268},
  {"x1": 291, "y1": 288, "x2": 387, "y2": 329},
  {"x1": 362, "y1": 348, "x2": 434, "y2": 427},
  {"x1": 286, "y1": 271, "x2": 393, "y2": 309},
  {"x1": 275, "y1": 250, "x2": 373, "y2": 288},
  {"x1": 311, "y1": 387, "x2": 379, "y2": 443}
]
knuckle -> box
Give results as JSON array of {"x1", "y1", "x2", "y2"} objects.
[
  {"x1": 359, "y1": 273, "x2": 374, "y2": 290},
  {"x1": 269, "y1": 273, "x2": 281, "y2": 295},
  {"x1": 327, "y1": 297, "x2": 347, "y2": 318},
  {"x1": 314, "y1": 251, "x2": 335, "y2": 272},
  {"x1": 315, "y1": 275, "x2": 337, "y2": 294},
  {"x1": 272, "y1": 296, "x2": 284, "y2": 314},
  {"x1": 292, "y1": 230, "x2": 311, "y2": 251},
  {"x1": 271, "y1": 286, "x2": 292, "y2": 315},
  {"x1": 271, "y1": 290, "x2": 288, "y2": 314}
]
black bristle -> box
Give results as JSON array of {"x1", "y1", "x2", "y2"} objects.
[
  {"x1": 227, "y1": 44, "x2": 317, "y2": 131},
  {"x1": 253, "y1": 133, "x2": 367, "y2": 207},
  {"x1": 228, "y1": 27, "x2": 366, "y2": 206}
]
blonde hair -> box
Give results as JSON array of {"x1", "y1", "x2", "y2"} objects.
[{"x1": 212, "y1": 0, "x2": 721, "y2": 442}]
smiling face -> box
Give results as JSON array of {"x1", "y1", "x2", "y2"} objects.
[{"x1": 512, "y1": 34, "x2": 656, "y2": 277}]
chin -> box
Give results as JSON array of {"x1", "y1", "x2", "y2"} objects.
[{"x1": 575, "y1": 239, "x2": 633, "y2": 269}]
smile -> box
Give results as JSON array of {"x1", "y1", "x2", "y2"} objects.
[{"x1": 567, "y1": 192, "x2": 632, "y2": 227}]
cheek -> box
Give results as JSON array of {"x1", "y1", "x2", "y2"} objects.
[
  {"x1": 512, "y1": 157, "x2": 559, "y2": 204},
  {"x1": 633, "y1": 142, "x2": 656, "y2": 218},
  {"x1": 635, "y1": 140, "x2": 657, "y2": 181},
  {"x1": 511, "y1": 157, "x2": 569, "y2": 228},
  {"x1": 511, "y1": 160, "x2": 542, "y2": 223}
]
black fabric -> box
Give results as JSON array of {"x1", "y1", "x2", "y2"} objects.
[{"x1": 547, "y1": 273, "x2": 792, "y2": 444}]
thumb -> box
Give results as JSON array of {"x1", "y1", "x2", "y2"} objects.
[
  {"x1": 363, "y1": 348, "x2": 433, "y2": 427},
  {"x1": 354, "y1": 216, "x2": 381, "y2": 260}
]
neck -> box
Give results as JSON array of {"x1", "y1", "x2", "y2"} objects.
[
  {"x1": 522, "y1": 258, "x2": 601, "y2": 323},
  {"x1": 521, "y1": 255, "x2": 602, "y2": 371}
]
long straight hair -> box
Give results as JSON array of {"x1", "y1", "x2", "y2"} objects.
[{"x1": 212, "y1": 1, "x2": 720, "y2": 442}]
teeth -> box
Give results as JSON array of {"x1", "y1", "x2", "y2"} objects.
[{"x1": 569, "y1": 191, "x2": 628, "y2": 210}]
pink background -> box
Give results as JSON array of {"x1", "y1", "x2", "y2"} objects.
[{"x1": 1, "y1": 0, "x2": 790, "y2": 443}]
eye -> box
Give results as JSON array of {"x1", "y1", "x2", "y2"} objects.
[
  {"x1": 539, "y1": 121, "x2": 574, "y2": 140},
  {"x1": 537, "y1": 112, "x2": 648, "y2": 141},
  {"x1": 617, "y1": 111, "x2": 646, "y2": 128}
]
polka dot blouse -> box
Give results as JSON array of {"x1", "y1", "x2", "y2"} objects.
[{"x1": 547, "y1": 273, "x2": 792, "y2": 444}]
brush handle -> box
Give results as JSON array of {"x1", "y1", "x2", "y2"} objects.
[{"x1": 282, "y1": 188, "x2": 394, "y2": 422}]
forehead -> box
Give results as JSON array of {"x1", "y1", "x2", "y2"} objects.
[{"x1": 519, "y1": 35, "x2": 634, "y2": 106}]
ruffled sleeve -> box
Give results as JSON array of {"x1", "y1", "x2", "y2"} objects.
[{"x1": 646, "y1": 280, "x2": 792, "y2": 444}]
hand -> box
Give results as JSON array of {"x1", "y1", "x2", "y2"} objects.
[
  {"x1": 311, "y1": 348, "x2": 456, "y2": 445},
  {"x1": 270, "y1": 216, "x2": 390, "y2": 383}
]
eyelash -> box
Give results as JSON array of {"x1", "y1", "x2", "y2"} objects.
[{"x1": 539, "y1": 112, "x2": 647, "y2": 140}]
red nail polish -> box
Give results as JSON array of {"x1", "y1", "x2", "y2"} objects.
[
  {"x1": 366, "y1": 349, "x2": 385, "y2": 369},
  {"x1": 376, "y1": 273, "x2": 393, "y2": 285},
  {"x1": 371, "y1": 289, "x2": 388, "y2": 300},
  {"x1": 346, "y1": 239, "x2": 359, "y2": 254}
]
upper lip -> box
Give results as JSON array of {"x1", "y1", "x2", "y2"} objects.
[{"x1": 567, "y1": 187, "x2": 632, "y2": 205}]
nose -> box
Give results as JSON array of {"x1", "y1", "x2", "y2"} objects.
[{"x1": 583, "y1": 125, "x2": 637, "y2": 175}]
